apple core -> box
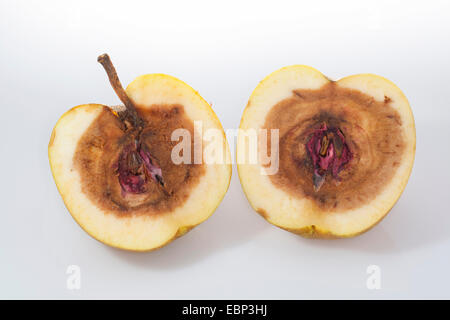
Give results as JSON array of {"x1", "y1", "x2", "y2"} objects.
[
  {"x1": 116, "y1": 140, "x2": 163, "y2": 194},
  {"x1": 73, "y1": 105, "x2": 206, "y2": 217},
  {"x1": 305, "y1": 122, "x2": 353, "y2": 191},
  {"x1": 72, "y1": 55, "x2": 206, "y2": 217},
  {"x1": 263, "y1": 82, "x2": 406, "y2": 211}
]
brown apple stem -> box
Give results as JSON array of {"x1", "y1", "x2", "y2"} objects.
[{"x1": 97, "y1": 53, "x2": 144, "y2": 130}]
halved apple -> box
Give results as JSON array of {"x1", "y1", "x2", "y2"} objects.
[
  {"x1": 49, "y1": 54, "x2": 231, "y2": 251},
  {"x1": 237, "y1": 65, "x2": 415, "y2": 238}
]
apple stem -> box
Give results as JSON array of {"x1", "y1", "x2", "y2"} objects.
[{"x1": 97, "y1": 53, "x2": 144, "y2": 130}]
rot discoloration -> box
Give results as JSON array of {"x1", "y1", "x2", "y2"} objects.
[
  {"x1": 263, "y1": 82, "x2": 405, "y2": 212},
  {"x1": 256, "y1": 208, "x2": 269, "y2": 219},
  {"x1": 73, "y1": 104, "x2": 205, "y2": 217}
]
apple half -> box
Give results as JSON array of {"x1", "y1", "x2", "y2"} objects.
[
  {"x1": 49, "y1": 55, "x2": 231, "y2": 251},
  {"x1": 237, "y1": 65, "x2": 415, "y2": 238}
]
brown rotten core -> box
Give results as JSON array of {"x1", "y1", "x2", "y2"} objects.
[
  {"x1": 263, "y1": 82, "x2": 405, "y2": 212},
  {"x1": 97, "y1": 53, "x2": 166, "y2": 194}
]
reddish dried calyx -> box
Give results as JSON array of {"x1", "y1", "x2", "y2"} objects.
[
  {"x1": 306, "y1": 122, "x2": 352, "y2": 191},
  {"x1": 117, "y1": 141, "x2": 163, "y2": 194}
]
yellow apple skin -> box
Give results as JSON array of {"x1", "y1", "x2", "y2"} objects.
[
  {"x1": 49, "y1": 75, "x2": 231, "y2": 251},
  {"x1": 238, "y1": 65, "x2": 416, "y2": 239}
]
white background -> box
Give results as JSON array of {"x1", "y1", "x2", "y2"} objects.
[{"x1": 1, "y1": 0, "x2": 449, "y2": 299}]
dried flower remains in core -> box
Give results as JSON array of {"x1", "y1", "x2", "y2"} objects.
[
  {"x1": 305, "y1": 122, "x2": 352, "y2": 191},
  {"x1": 116, "y1": 140, "x2": 164, "y2": 194}
]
